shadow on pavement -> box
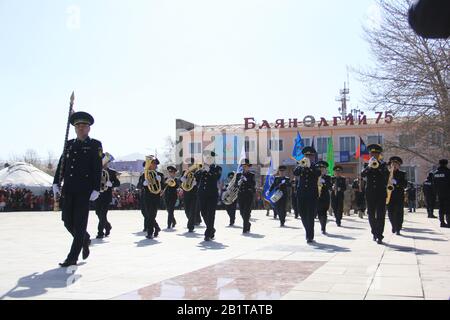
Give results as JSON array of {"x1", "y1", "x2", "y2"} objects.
[
  {"x1": 134, "y1": 239, "x2": 161, "y2": 247},
  {"x1": 324, "y1": 233, "x2": 356, "y2": 240},
  {"x1": 384, "y1": 243, "x2": 437, "y2": 255},
  {"x1": 197, "y1": 241, "x2": 229, "y2": 251},
  {"x1": 242, "y1": 233, "x2": 265, "y2": 239},
  {"x1": 403, "y1": 227, "x2": 440, "y2": 235},
  {"x1": 310, "y1": 242, "x2": 351, "y2": 253},
  {"x1": 400, "y1": 234, "x2": 447, "y2": 242},
  {"x1": 339, "y1": 225, "x2": 366, "y2": 230},
  {"x1": 178, "y1": 232, "x2": 203, "y2": 238}
]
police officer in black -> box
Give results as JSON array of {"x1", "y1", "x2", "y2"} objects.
[
  {"x1": 224, "y1": 172, "x2": 237, "y2": 226},
  {"x1": 164, "y1": 166, "x2": 179, "y2": 229},
  {"x1": 316, "y1": 161, "x2": 332, "y2": 234},
  {"x1": 53, "y1": 111, "x2": 103, "y2": 267},
  {"x1": 141, "y1": 156, "x2": 165, "y2": 239},
  {"x1": 269, "y1": 166, "x2": 290, "y2": 227},
  {"x1": 195, "y1": 150, "x2": 222, "y2": 241},
  {"x1": 95, "y1": 154, "x2": 120, "y2": 239},
  {"x1": 236, "y1": 159, "x2": 256, "y2": 234},
  {"x1": 294, "y1": 147, "x2": 321, "y2": 243},
  {"x1": 386, "y1": 156, "x2": 408, "y2": 235},
  {"x1": 433, "y1": 159, "x2": 450, "y2": 228},
  {"x1": 361, "y1": 144, "x2": 389, "y2": 244},
  {"x1": 422, "y1": 172, "x2": 437, "y2": 219},
  {"x1": 331, "y1": 165, "x2": 347, "y2": 227}
]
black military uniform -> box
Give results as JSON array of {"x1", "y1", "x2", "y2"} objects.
[
  {"x1": 422, "y1": 173, "x2": 437, "y2": 218},
  {"x1": 181, "y1": 158, "x2": 200, "y2": 232},
  {"x1": 140, "y1": 157, "x2": 165, "y2": 239},
  {"x1": 316, "y1": 161, "x2": 332, "y2": 234},
  {"x1": 361, "y1": 144, "x2": 389, "y2": 244},
  {"x1": 331, "y1": 165, "x2": 347, "y2": 227},
  {"x1": 164, "y1": 166, "x2": 179, "y2": 229},
  {"x1": 53, "y1": 112, "x2": 103, "y2": 267},
  {"x1": 294, "y1": 147, "x2": 322, "y2": 243},
  {"x1": 433, "y1": 159, "x2": 450, "y2": 228},
  {"x1": 386, "y1": 156, "x2": 408, "y2": 235},
  {"x1": 195, "y1": 151, "x2": 222, "y2": 241},
  {"x1": 236, "y1": 159, "x2": 256, "y2": 233},
  {"x1": 95, "y1": 162, "x2": 120, "y2": 238},
  {"x1": 224, "y1": 172, "x2": 237, "y2": 226},
  {"x1": 137, "y1": 164, "x2": 149, "y2": 232},
  {"x1": 269, "y1": 166, "x2": 290, "y2": 227},
  {"x1": 352, "y1": 179, "x2": 366, "y2": 218},
  {"x1": 291, "y1": 179, "x2": 299, "y2": 219}
]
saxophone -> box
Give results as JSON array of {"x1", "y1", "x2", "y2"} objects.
[
  {"x1": 181, "y1": 163, "x2": 203, "y2": 192},
  {"x1": 144, "y1": 156, "x2": 162, "y2": 195}
]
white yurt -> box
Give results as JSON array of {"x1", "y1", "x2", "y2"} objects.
[{"x1": 0, "y1": 162, "x2": 54, "y2": 195}]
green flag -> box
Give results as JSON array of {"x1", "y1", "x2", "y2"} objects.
[{"x1": 326, "y1": 137, "x2": 334, "y2": 175}]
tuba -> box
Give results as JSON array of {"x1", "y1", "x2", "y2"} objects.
[
  {"x1": 100, "y1": 152, "x2": 114, "y2": 193},
  {"x1": 144, "y1": 156, "x2": 162, "y2": 195},
  {"x1": 222, "y1": 173, "x2": 245, "y2": 205},
  {"x1": 181, "y1": 163, "x2": 202, "y2": 192}
]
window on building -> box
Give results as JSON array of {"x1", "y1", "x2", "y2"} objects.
[
  {"x1": 244, "y1": 139, "x2": 256, "y2": 152},
  {"x1": 367, "y1": 135, "x2": 384, "y2": 146},
  {"x1": 429, "y1": 131, "x2": 444, "y2": 147},
  {"x1": 399, "y1": 134, "x2": 415, "y2": 148},
  {"x1": 303, "y1": 138, "x2": 312, "y2": 147},
  {"x1": 269, "y1": 139, "x2": 284, "y2": 151},
  {"x1": 339, "y1": 136, "x2": 356, "y2": 154},
  {"x1": 402, "y1": 166, "x2": 416, "y2": 183},
  {"x1": 316, "y1": 137, "x2": 329, "y2": 154},
  {"x1": 189, "y1": 142, "x2": 202, "y2": 154}
]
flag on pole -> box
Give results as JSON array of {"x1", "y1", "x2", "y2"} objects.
[
  {"x1": 263, "y1": 158, "x2": 276, "y2": 205},
  {"x1": 311, "y1": 136, "x2": 318, "y2": 163},
  {"x1": 355, "y1": 137, "x2": 370, "y2": 162},
  {"x1": 236, "y1": 142, "x2": 246, "y2": 174},
  {"x1": 291, "y1": 131, "x2": 304, "y2": 161},
  {"x1": 326, "y1": 137, "x2": 334, "y2": 175}
]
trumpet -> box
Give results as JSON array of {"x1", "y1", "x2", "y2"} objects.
[
  {"x1": 144, "y1": 156, "x2": 162, "y2": 195},
  {"x1": 298, "y1": 157, "x2": 311, "y2": 168},
  {"x1": 368, "y1": 157, "x2": 380, "y2": 169},
  {"x1": 181, "y1": 163, "x2": 203, "y2": 192}
]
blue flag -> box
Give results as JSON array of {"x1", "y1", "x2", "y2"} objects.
[
  {"x1": 263, "y1": 158, "x2": 276, "y2": 206},
  {"x1": 292, "y1": 131, "x2": 304, "y2": 161}
]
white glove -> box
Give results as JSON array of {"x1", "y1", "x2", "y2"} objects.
[
  {"x1": 106, "y1": 181, "x2": 113, "y2": 187},
  {"x1": 392, "y1": 179, "x2": 397, "y2": 185},
  {"x1": 281, "y1": 179, "x2": 286, "y2": 184},
  {"x1": 89, "y1": 190, "x2": 100, "y2": 201},
  {"x1": 52, "y1": 184, "x2": 60, "y2": 196},
  {"x1": 156, "y1": 175, "x2": 161, "y2": 182},
  {"x1": 192, "y1": 180, "x2": 197, "y2": 186},
  {"x1": 180, "y1": 176, "x2": 187, "y2": 183},
  {"x1": 320, "y1": 178, "x2": 325, "y2": 184},
  {"x1": 242, "y1": 176, "x2": 247, "y2": 181},
  {"x1": 203, "y1": 164, "x2": 210, "y2": 171},
  {"x1": 143, "y1": 180, "x2": 149, "y2": 186}
]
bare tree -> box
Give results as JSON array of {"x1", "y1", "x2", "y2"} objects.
[
  {"x1": 23, "y1": 149, "x2": 42, "y2": 167},
  {"x1": 356, "y1": 0, "x2": 449, "y2": 162},
  {"x1": 161, "y1": 136, "x2": 176, "y2": 168}
]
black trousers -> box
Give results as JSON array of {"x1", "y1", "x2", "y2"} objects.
[
  {"x1": 424, "y1": 194, "x2": 436, "y2": 217},
  {"x1": 198, "y1": 194, "x2": 217, "y2": 239},
  {"x1": 438, "y1": 195, "x2": 450, "y2": 225},
  {"x1": 238, "y1": 193, "x2": 253, "y2": 232},
  {"x1": 143, "y1": 194, "x2": 160, "y2": 237},
  {"x1": 274, "y1": 198, "x2": 287, "y2": 225},
  {"x1": 62, "y1": 192, "x2": 91, "y2": 262},
  {"x1": 367, "y1": 194, "x2": 386, "y2": 240},
  {"x1": 140, "y1": 197, "x2": 148, "y2": 231},
  {"x1": 225, "y1": 201, "x2": 237, "y2": 225},
  {"x1": 185, "y1": 191, "x2": 197, "y2": 230},
  {"x1": 298, "y1": 194, "x2": 317, "y2": 241},
  {"x1": 165, "y1": 196, "x2": 177, "y2": 228},
  {"x1": 331, "y1": 192, "x2": 344, "y2": 225},
  {"x1": 317, "y1": 200, "x2": 330, "y2": 232},
  {"x1": 292, "y1": 194, "x2": 298, "y2": 217},
  {"x1": 95, "y1": 198, "x2": 111, "y2": 236},
  {"x1": 388, "y1": 197, "x2": 404, "y2": 233}
]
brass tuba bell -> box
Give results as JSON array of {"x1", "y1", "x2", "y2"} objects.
[{"x1": 144, "y1": 155, "x2": 162, "y2": 195}]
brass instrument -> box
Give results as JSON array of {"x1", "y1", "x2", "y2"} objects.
[
  {"x1": 222, "y1": 173, "x2": 245, "y2": 205},
  {"x1": 181, "y1": 163, "x2": 203, "y2": 192},
  {"x1": 318, "y1": 175, "x2": 323, "y2": 196},
  {"x1": 144, "y1": 156, "x2": 162, "y2": 195},
  {"x1": 386, "y1": 163, "x2": 395, "y2": 204},
  {"x1": 166, "y1": 178, "x2": 177, "y2": 188},
  {"x1": 368, "y1": 157, "x2": 380, "y2": 169},
  {"x1": 100, "y1": 152, "x2": 114, "y2": 193},
  {"x1": 298, "y1": 157, "x2": 311, "y2": 168}
]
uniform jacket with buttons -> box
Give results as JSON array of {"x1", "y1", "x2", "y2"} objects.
[
  {"x1": 53, "y1": 137, "x2": 103, "y2": 194},
  {"x1": 138, "y1": 171, "x2": 165, "y2": 200},
  {"x1": 164, "y1": 177, "x2": 180, "y2": 203},
  {"x1": 269, "y1": 176, "x2": 290, "y2": 202},
  {"x1": 98, "y1": 168, "x2": 121, "y2": 204},
  {"x1": 331, "y1": 176, "x2": 347, "y2": 197},
  {"x1": 361, "y1": 162, "x2": 389, "y2": 196},
  {"x1": 318, "y1": 175, "x2": 332, "y2": 205},
  {"x1": 433, "y1": 166, "x2": 450, "y2": 197},
  {"x1": 422, "y1": 178, "x2": 435, "y2": 198},
  {"x1": 293, "y1": 164, "x2": 322, "y2": 198},
  {"x1": 195, "y1": 165, "x2": 222, "y2": 197},
  {"x1": 235, "y1": 171, "x2": 256, "y2": 196},
  {"x1": 390, "y1": 170, "x2": 407, "y2": 202}
]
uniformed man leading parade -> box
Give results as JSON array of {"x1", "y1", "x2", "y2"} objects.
[
  {"x1": 433, "y1": 159, "x2": 450, "y2": 228},
  {"x1": 95, "y1": 153, "x2": 120, "y2": 239},
  {"x1": 422, "y1": 172, "x2": 437, "y2": 219},
  {"x1": 163, "y1": 166, "x2": 179, "y2": 229},
  {"x1": 294, "y1": 146, "x2": 322, "y2": 243},
  {"x1": 386, "y1": 156, "x2": 407, "y2": 235},
  {"x1": 316, "y1": 161, "x2": 332, "y2": 234},
  {"x1": 269, "y1": 166, "x2": 290, "y2": 227},
  {"x1": 361, "y1": 144, "x2": 389, "y2": 244},
  {"x1": 195, "y1": 150, "x2": 222, "y2": 241},
  {"x1": 236, "y1": 159, "x2": 256, "y2": 234},
  {"x1": 331, "y1": 165, "x2": 347, "y2": 227},
  {"x1": 53, "y1": 111, "x2": 103, "y2": 267}
]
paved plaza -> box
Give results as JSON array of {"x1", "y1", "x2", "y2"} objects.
[{"x1": 0, "y1": 208, "x2": 449, "y2": 300}]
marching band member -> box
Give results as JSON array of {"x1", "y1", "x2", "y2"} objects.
[
  {"x1": 95, "y1": 153, "x2": 120, "y2": 239},
  {"x1": 386, "y1": 156, "x2": 407, "y2": 235},
  {"x1": 236, "y1": 159, "x2": 256, "y2": 234},
  {"x1": 164, "y1": 166, "x2": 179, "y2": 229},
  {"x1": 294, "y1": 146, "x2": 321, "y2": 243},
  {"x1": 422, "y1": 173, "x2": 437, "y2": 219},
  {"x1": 137, "y1": 162, "x2": 148, "y2": 232},
  {"x1": 352, "y1": 179, "x2": 366, "y2": 219},
  {"x1": 269, "y1": 165, "x2": 290, "y2": 227},
  {"x1": 181, "y1": 157, "x2": 200, "y2": 233},
  {"x1": 316, "y1": 161, "x2": 332, "y2": 234},
  {"x1": 195, "y1": 150, "x2": 222, "y2": 241},
  {"x1": 433, "y1": 159, "x2": 450, "y2": 228},
  {"x1": 52, "y1": 111, "x2": 102, "y2": 267},
  {"x1": 224, "y1": 172, "x2": 237, "y2": 226},
  {"x1": 331, "y1": 165, "x2": 347, "y2": 227},
  {"x1": 361, "y1": 144, "x2": 389, "y2": 244}
]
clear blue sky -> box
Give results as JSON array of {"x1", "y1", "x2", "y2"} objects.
[{"x1": 0, "y1": 0, "x2": 381, "y2": 162}]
